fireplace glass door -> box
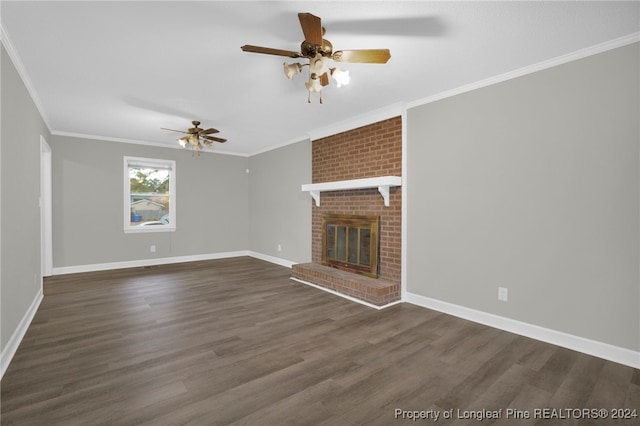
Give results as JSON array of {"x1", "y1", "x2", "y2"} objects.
[{"x1": 322, "y1": 214, "x2": 379, "y2": 278}]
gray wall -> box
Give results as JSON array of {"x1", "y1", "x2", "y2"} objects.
[
  {"x1": 406, "y1": 43, "x2": 639, "y2": 351},
  {"x1": 51, "y1": 136, "x2": 249, "y2": 267},
  {"x1": 1, "y1": 44, "x2": 51, "y2": 350},
  {"x1": 248, "y1": 141, "x2": 312, "y2": 263}
]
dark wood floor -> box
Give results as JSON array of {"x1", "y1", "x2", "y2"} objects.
[{"x1": 1, "y1": 257, "x2": 638, "y2": 425}]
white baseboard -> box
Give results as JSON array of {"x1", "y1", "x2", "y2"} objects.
[
  {"x1": 247, "y1": 251, "x2": 296, "y2": 268},
  {"x1": 51, "y1": 251, "x2": 301, "y2": 275},
  {"x1": 52, "y1": 251, "x2": 251, "y2": 275},
  {"x1": 405, "y1": 292, "x2": 640, "y2": 369},
  {"x1": 0, "y1": 289, "x2": 43, "y2": 380},
  {"x1": 291, "y1": 277, "x2": 403, "y2": 310}
]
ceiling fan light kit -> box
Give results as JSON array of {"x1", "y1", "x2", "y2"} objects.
[
  {"x1": 283, "y1": 62, "x2": 303, "y2": 79},
  {"x1": 330, "y1": 68, "x2": 350, "y2": 87},
  {"x1": 161, "y1": 120, "x2": 227, "y2": 155},
  {"x1": 242, "y1": 12, "x2": 390, "y2": 103}
]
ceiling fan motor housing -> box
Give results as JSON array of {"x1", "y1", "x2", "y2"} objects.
[{"x1": 301, "y1": 39, "x2": 333, "y2": 58}]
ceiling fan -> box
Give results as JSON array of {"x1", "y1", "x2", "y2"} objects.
[
  {"x1": 241, "y1": 12, "x2": 391, "y2": 103},
  {"x1": 161, "y1": 120, "x2": 226, "y2": 155}
]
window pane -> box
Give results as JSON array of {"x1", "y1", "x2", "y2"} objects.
[{"x1": 129, "y1": 166, "x2": 170, "y2": 226}]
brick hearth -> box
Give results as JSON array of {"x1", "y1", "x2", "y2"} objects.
[{"x1": 291, "y1": 263, "x2": 400, "y2": 307}]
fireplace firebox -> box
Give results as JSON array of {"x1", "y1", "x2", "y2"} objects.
[{"x1": 322, "y1": 214, "x2": 379, "y2": 278}]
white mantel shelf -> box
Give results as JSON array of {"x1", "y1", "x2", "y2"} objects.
[{"x1": 301, "y1": 176, "x2": 402, "y2": 207}]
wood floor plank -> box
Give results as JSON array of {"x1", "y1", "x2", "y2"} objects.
[
  {"x1": 492, "y1": 384, "x2": 552, "y2": 426},
  {"x1": 546, "y1": 354, "x2": 606, "y2": 408},
  {"x1": 1, "y1": 257, "x2": 637, "y2": 425}
]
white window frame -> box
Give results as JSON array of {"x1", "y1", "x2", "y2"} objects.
[{"x1": 124, "y1": 156, "x2": 176, "y2": 233}]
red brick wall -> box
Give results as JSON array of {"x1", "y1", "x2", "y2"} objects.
[{"x1": 311, "y1": 116, "x2": 402, "y2": 283}]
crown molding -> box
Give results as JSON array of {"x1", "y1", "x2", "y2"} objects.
[
  {"x1": 0, "y1": 22, "x2": 53, "y2": 132},
  {"x1": 306, "y1": 102, "x2": 405, "y2": 142},
  {"x1": 247, "y1": 135, "x2": 310, "y2": 157},
  {"x1": 408, "y1": 32, "x2": 640, "y2": 109},
  {"x1": 51, "y1": 130, "x2": 249, "y2": 157}
]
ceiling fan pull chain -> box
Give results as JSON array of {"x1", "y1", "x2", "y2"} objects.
[{"x1": 320, "y1": 91, "x2": 323, "y2": 104}]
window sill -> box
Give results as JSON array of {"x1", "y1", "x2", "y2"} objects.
[{"x1": 124, "y1": 226, "x2": 176, "y2": 234}]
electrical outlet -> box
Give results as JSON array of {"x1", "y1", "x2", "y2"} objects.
[
  {"x1": 150, "y1": 245, "x2": 156, "y2": 253},
  {"x1": 498, "y1": 287, "x2": 508, "y2": 302},
  {"x1": 277, "y1": 244, "x2": 282, "y2": 252}
]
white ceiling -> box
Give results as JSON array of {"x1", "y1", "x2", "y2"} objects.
[{"x1": 2, "y1": 1, "x2": 639, "y2": 156}]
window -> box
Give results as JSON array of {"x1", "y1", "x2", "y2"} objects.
[{"x1": 124, "y1": 156, "x2": 176, "y2": 233}]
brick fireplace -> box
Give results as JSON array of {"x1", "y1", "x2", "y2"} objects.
[{"x1": 291, "y1": 116, "x2": 402, "y2": 306}]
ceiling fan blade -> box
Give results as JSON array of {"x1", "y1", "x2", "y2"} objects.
[
  {"x1": 298, "y1": 13, "x2": 323, "y2": 45},
  {"x1": 200, "y1": 128, "x2": 220, "y2": 135},
  {"x1": 241, "y1": 45, "x2": 302, "y2": 58},
  {"x1": 320, "y1": 72, "x2": 330, "y2": 87},
  {"x1": 202, "y1": 135, "x2": 227, "y2": 143},
  {"x1": 332, "y1": 49, "x2": 391, "y2": 63},
  {"x1": 161, "y1": 128, "x2": 189, "y2": 134}
]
